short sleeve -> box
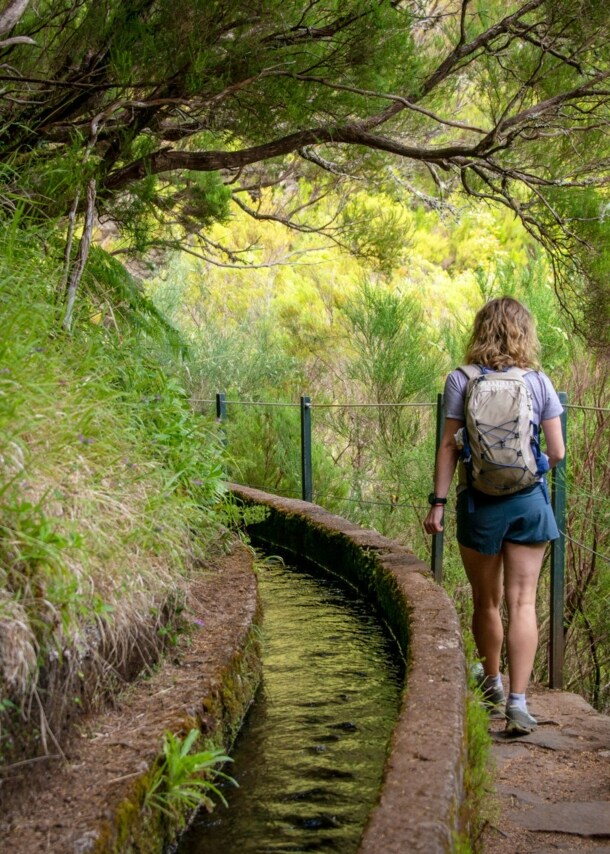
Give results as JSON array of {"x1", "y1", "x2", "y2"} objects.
[
  {"x1": 525, "y1": 371, "x2": 564, "y2": 423},
  {"x1": 443, "y1": 370, "x2": 467, "y2": 421}
]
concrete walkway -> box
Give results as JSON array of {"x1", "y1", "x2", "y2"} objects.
[{"x1": 483, "y1": 684, "x2": 610, "y2": 852}]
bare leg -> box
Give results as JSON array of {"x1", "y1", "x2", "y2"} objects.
[
  {"x1": 502, "y1": 541, "x2": 546, "y2": 695},
  {"x1": 459, "y1": 544, "x2": 504, "y2": 676}
]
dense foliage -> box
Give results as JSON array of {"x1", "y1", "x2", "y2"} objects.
[{"x1": 1, "y1": 0, "x2": 610, "y2": 341}]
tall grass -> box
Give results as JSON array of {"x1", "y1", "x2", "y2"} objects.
[{"x1": 0, "y1": 222, "x2": 227, "y2": 763}]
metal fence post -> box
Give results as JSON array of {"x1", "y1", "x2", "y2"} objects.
[
  {"x1": 431, "y1": 392, "x2": 445, "y2": 583},
  {"x1": 215, "y1": 392, "x2": 226, "y2": 422},
  {"x1": 549, "y1": 391, "x2": 568, "y2": 689},
  {"x1": 300, "y1": 395, "x2": 313, "y2": 502},
  {"x1": 216, "y1": 392, "x2": 227, "y2": 447}
]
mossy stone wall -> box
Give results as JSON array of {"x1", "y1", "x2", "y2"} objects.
[{"x1": 231, "y1": 484, "x2": 468, "y2": 854}]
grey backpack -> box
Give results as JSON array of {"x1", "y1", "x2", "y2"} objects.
[{"x1": 458, "y1": 365, "x2": 546, "y2": 496}]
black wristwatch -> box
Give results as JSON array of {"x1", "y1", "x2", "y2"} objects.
[{"x1": 428, "y1": 493, "x2": 447, "y2": 506}]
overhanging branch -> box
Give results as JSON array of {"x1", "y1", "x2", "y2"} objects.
[{"x1": 105, "y1": 127, "x2": 475, "y2": 191}]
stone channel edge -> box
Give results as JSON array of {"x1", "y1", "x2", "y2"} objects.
[{"x1": 231, "y1": 484, "x2": 468, "y2": 854}]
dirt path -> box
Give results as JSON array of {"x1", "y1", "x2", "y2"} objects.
[
  {"x1": 0, "y1": 545, "x2": 259, "y2": 853},
  {"x1": 482, "y1": 684, "x2": 610, "y2": 853}
]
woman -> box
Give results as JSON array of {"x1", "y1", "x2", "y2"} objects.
[{"x1": 424, "y1": 297, "x2": 565, "y2": 736}]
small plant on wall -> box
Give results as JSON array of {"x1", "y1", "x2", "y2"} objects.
[{"x1": 144, "y1": 728, "x2": 235, "y2": 820}]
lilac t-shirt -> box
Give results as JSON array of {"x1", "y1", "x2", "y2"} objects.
[{"x1": 444, "y1": 367, "x2": 564, "y2": 425}]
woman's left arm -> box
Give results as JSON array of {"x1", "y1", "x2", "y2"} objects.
[
  {"x1": 423, "y1": 417, "x2": 462, "y2": 535},
  {"x1": 541, "y1": 416, "x2": 565, "y2": 468}
]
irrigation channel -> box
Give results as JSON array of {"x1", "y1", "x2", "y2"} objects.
[{"x1": 177, "y1": 556, "x2": 405, "y2": 853}]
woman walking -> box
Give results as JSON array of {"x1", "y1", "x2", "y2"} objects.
[{"x1": 424, "y1": 297, "x2": 565, "y2": 735}]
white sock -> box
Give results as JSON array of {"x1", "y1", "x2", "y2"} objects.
[
  {"x1": 483, "y1": 673, "x2": 503, "y2": 691},
  {"x1": 507, "y1": 692, "x2": 527, "y2": 711}
]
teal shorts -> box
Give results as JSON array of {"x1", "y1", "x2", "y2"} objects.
[{"x1": 456, "y1": 482, "x2": 559, "y2": 556}]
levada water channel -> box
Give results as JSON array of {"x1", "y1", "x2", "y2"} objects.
[{"x1": 177, "y1": 557, "x2": 404, "y2": 854}]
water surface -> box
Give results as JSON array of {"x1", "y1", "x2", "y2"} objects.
[{"x1": 178, "y1": 558, "x2": 404, "y2": 853}]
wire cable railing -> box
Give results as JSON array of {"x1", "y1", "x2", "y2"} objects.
[
  {"x1": 232, "y1": 474, "x2": 461, "y2": 514},
  {"x1": 311, "y1": 401, "x2": 437, "y2": 409},
  {"x1": 193, "y1": 395, "x2": 610, "y2": 413},
  {"x1": 192, "y1": 397, "x2": 437, "y2": 409},
  {"x1": 201, "y1": 388, "x2": 610, "y2": 690},
  {"x1": 561, "y1": 531, "x2": 610, "y2": 565},
  {"x1": 192, "y1": 398, "x2": 301, "y2": 407},
  {"x1": 565, "y1": 403, "x2": 610, "y2": 413}
]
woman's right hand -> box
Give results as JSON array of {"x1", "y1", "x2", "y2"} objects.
[{"x1": 424, "y1": 504, "x2": 445, "y2": 535}]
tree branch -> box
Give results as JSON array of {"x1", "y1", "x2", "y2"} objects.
[
  {"x1": 103, "y1": 0, "x2": 559, "y2": 195},
  {"x1": 458, "y1": 0, "x2": 471, "y2": 47},
  {"x1": 231, "y1": 194, "x2": 352, "y2": 250},
  {"x1": 0, "y1": 35, "x2": 34, "y2": 47},
  {"x1": 0, "y1": 0, "x2": 30, "y2": 37},
  {"x1": 178, "y1": 243, "x2": 327, "y2": 270},
  {"x1": 62, "y1": 177, "x2": 96, "y2": 332},
  {"x1": 105, "y1": 125, "x2": 477, "y2": 191},
  {"x1": 498, "y1": 70, "x2": 610, "y2": 134},
  {"x1": 286, "y1": 73, "x2": 489, "y2": 134},
  {"x1": 262, "y1": 11, "x2": 365, "y2": 46}
]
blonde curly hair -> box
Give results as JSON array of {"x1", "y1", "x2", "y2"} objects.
[{"x1": 465, "y1": 297, "x2": 541, "y2": 370}]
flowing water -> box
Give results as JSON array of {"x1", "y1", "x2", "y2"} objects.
[{"x1": 177, "y1": 558, "x2": 404, "y2": 854}]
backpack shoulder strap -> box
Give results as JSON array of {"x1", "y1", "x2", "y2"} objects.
[
  {"x1": 503, "y1": 367, "x2": 529, "y2": 380},
  {"x1": 457, "y1": 364, "x2": 482, "y2": 381},
  {"x1": 459, "y1": 365, "x2": 532, "y2": 381}
]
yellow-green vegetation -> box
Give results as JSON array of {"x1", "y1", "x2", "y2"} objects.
[
  {"x1": 150, "y1": 180, "x2": 610, "y2": 714},
  {"x1": 456, "y1": 648, "x2": 497, "y2": 853},
  {"x1": 456, "y1": 694, "x2": 495, "y2": 853}
]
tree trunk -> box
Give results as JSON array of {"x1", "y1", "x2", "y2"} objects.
[{"x1": 62, "y1": 178, "x2": 96, "y2": 332}]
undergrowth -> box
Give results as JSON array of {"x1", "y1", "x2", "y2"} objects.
[
  {"x1": 0, "y1": 217, "x2": 231, "y2": 764},
  {"x1": 455, "y1": 640, "x2": 496, "y2": 852}
]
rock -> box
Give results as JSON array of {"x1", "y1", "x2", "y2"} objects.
[{"x1": 508, "y1": 801, "x2": 610, "y2": 836}]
